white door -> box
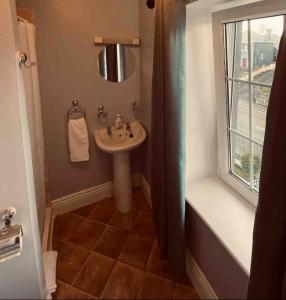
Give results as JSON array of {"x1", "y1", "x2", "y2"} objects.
[{"x1": 0, "y1": 0, "x2": 45, "y2": 298}]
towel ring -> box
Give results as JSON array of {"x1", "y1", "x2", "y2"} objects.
[
  {"x1": 18, "y1": 52, "x2": 36, "y2": 69},
  {"x1": 67, "y1": 100, "x2": 86, "y2": 120}
]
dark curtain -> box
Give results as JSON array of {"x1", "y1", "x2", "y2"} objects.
[
  {"x1": 248, "y1": 21, "x2": 286, "y2": 299},
  {"x1": 106, "y1": 44, "x2": 118, "y2": 82},
  {"x1": 151, "y1": 0, "x2": 186, "y2": 277}
]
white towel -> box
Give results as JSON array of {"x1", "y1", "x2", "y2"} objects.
[
  {"x1": 43, "y1": 251, "x2": 58, "y2": 293},
  {"x1": 68, "y1": 117, "x2": 89, "y2": 162}
]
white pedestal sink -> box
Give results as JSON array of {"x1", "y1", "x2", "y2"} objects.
[{"x1": 94, "y1": 121, "x2": 146, "y2": 213}]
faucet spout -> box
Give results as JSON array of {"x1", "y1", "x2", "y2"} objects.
[
  {"x1": 107, "y1": 126, "x2": 112, "y2": 137},
  {"x1": 126, "y1": 122, "x2": 134, "y2": 138}
]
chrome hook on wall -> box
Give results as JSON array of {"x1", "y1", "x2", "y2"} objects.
[{"x1": 17, "y1": 52, "x2": 36, "y2": 69}]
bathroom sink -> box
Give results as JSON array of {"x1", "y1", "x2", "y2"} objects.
[
  {"x1": 94, "y1": 121, "x2": 146, "y2": 154},
  {"x1": 94, "y1": 121, "x2": 146, "y2": 214}
]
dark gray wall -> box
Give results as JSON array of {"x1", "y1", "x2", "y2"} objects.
[
  {"x1": 16, "y1": 0, "x2": 141, "y2": 199},
  {"x1": 186, "y1": 204, "x2": 249, "y2": 299}
]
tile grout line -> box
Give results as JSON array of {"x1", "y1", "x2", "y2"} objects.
[
  {"x1": 62, "y1": 285, "x2": 71, "y2": 299},
  {"x1": 94, "y1": 208, "x2": 147, "y2": 299},
  {"x1": 66, "y1": 286, "x2": 101, "y2": 299},
  {"x1": 55, "y1": 233, "x2": 191, "y2": 298},
  {"x1": 67, "y1": 217, "x2": 89, "y2": 243},
  {"x1": 53, "y1": 213, "x2": 86, "y2": 242},
  {"x1": 145, "y1": 238, "x2": 156, "y2": 272},
  {"x1": 98, "y1": 220, "x2": 135, "y2": 298},
  {"x1": 64, "y1": 217, "x2": 97, "y2": 291},
  {"x1": 101, "y1": 260, "x2": 145, "y2": 300},
  {"x1": 92, "y1": 221, "x2": 131, "y2": 257},
  {"x1": 69, "y1": 249, "x2": 92, "y2": 288},
  {"x1": 55, "y1": 280, "x2": 70, "y2": 300},
  {"x1": 92, "y1": 222, "x2": 111, "y2": 251},
  {"x1": 55, "y1": 218, "x2": 150, "y2": 263},
  {"x1": 134, "y1": 267, "x2": 144, "y2": 300},
  {"x1": 116, "y1": 234, "x2": 130, "y2": 263},
  {"x1": 85, "y1": 199, "x2": 106, "y2": 220},
  {"x1": 108, "y1": 208, "x2": 141, "y2": 230},
  {"x1": 95, "y1": 253, "x2": 118, "y2": 299},
  {"x1": 55, "y1": 233, "x2": 160, "y2": 279},
  {"x1": 69, "y1": 251, "x2": 112, "y2": 298}
]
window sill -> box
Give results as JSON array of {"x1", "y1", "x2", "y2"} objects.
[{"x1": 186, "y1": 176, "x2": 256, "y2": 275}]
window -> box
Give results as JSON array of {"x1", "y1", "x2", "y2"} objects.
[{"x1": 224, "y1": 15, "x2": 284, "y2": 193}]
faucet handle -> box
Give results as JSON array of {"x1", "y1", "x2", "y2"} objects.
[
  {"x1": 131, "y1": 101, "x2": 138, "y2": 111},
  {"x1": 125, "y1": 122, "x2": 133, "y2": 138},
  {"x1": 97, "y1": 105, "x2": 108, "y2": 118}
]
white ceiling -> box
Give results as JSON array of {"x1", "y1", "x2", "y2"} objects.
[{"x1": 187, "y1": 0, "x2": 263, "y2": 10}]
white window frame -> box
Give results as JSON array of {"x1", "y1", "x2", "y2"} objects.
[{"x1": 212, "y1": 2, "x2": 286, "y2": 207}]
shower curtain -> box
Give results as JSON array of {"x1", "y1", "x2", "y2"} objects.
[
  {"x1": 248, "y1": 20, "x2": 286, "y2": 299},
  {"x1": 151, "y1": 0, "x2": 186, "y2": 277},
  {"x1": 18, "y1": 19, "x2": 46, "y2": 233}
]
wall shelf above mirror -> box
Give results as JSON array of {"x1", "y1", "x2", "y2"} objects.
[{"x1": 94, "y1": 36, "x2": 140, "y2": 46}]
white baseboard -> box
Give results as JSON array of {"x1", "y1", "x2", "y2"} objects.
[
  {"x1": 51, "y1": 181, "x2": 113, "y2": 216},
  {"x1": 42, "y1": 207, "x2": 52, "y2": 252},
  {"x1": 48, "y1": 174, "x2": 146, "y2": 250},
  {"x1": 186, "y1": 250, "x2": 218, "y2": 300},
  {"x1": 50, "y1": 173, "x2": 143, "y2": 217}
]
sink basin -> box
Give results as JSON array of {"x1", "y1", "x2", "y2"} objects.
[
  {"x1": 94, "y1": 121, "x2": 146, "y2": 213},
  {"x1": 94, "y1": 121, "x2": 146, "y2": 154}
]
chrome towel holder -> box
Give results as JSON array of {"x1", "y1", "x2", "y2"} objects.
[
  {"x1": 17, "y1": 52, "x2": 36, "y2": 69},
  {"x1": 67, "y1": 100, "x2": 86, "y2": 120}
]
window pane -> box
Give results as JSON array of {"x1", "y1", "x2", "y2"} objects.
[
  {"x1": 225, "y1": 21, "x2": 249, "y2": 80},
  {"x1": 253, "y1": 143, "x2": 263, "y2": 192},
  {"x1": 228, "y1": 81, "x2": 249, "y2": 137},
  {"x1": 230, "y1": 133, "x2": 251, "y2": 183},
  {"x1": 225, "y1": 15, "x2": 284, "y2": 195},
  {"x1": 252, "y1": 84, "x2": 270, "y2": 143},
  {"x1": 251, "y1": 16, "x2": 284, "y2": 84}
]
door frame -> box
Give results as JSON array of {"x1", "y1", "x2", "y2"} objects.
[{"x1": 0, "y1": 0, "x2": 45, "y2": 298}]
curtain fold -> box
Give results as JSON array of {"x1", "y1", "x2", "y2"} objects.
[
  {"x1": 151, "y1": 0, "x2": 186, "y2": 277},
  {"x1": 248, "y1": 21, "x2": 286, "y2": 299}
]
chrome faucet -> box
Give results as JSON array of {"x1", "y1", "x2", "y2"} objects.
[
  {"x1": 107, "y1": 126, "x2": 112, "y2": 137},
  {"x1": 126, "y1": 122, "x2": 133, "y2": 138},
  {"x1": 97, "y1": 105, "x2": 108, "y2": 119}
]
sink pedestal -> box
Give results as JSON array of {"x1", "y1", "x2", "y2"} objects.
[
  {"x1": 94, "y1": 121, "x2": 146, "y2": 213},
  {"x1": 112, "y1": 152, "x2": 132, "y2": 213}
]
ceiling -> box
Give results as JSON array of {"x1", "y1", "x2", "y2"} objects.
[{"x1": 187, "y1": 0, "x2": 263, "y2": 10}]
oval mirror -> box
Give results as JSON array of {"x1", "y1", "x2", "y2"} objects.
[{"x1": 98, "y1": 44, "x2": 135, "y2": 83}]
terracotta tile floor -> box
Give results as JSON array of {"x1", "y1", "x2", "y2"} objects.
[{"x1": 52, "y1": 188, "x2": 200, "y2": 299}]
